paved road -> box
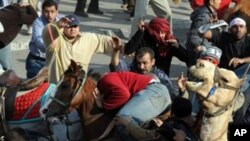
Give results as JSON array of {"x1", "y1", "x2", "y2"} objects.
[{"x1": 11, "y1": 0, "x2": 192, "y2": 84}]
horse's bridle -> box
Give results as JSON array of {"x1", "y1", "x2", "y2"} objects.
[
  {"x1": 49, "y1": 72, "x2": 85, "y2": 110},
  {"x1": 0, "y1": 87, "x2": 8, "y2": 140},
  {"x1": 202, "y1": 67, "x2": 241, "y2": 117},
  {"x1": 47, "y1": 71, "x2": 85, "y2": 141}
]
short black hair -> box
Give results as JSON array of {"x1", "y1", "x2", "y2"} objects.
[
  {"x1": 135, "y1": 47, "x2": 155, "y2": 60},
  {"x1": 42, "y1": 0, "x2": 58, "y2": 10}
]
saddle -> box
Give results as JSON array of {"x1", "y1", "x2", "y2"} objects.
[
  {"x1": 2, "y1": 67, "x2": 49, "y2": 120},
  {"x1": 5, "y1": 82, "x2": 50, "y2": 120}
]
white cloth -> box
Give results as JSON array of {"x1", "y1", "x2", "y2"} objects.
[
  {"x1": 0, "y1": 22, "x2": 4, "y2": 33},
  {"x1": 229, "y1": 17, "x2": 246, "y2": 28}
]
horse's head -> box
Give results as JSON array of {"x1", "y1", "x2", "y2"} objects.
[{"x1": 41, "y1": 60, "x2": 86, "y2": 120}]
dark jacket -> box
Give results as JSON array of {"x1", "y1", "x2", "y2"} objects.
[
  {"x1": 0, "y1": 4, "x2": 38, "y2": 48},
  {"x1": 124, "y1": 118, "x2": 199, "y2": 141},
  {"x1": 185, "y1": 5, "x2": 216, "y2": 67},
  {"x1": 125, "y1": 29, "x2": 187, "y2": 75}
]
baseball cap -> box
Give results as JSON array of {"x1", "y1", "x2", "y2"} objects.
[
  {"x1": 200, "y1": 46, "x2": 222, "y2": 63},
  {"x1": 65, "y1": 14, "x2": 80, "y2": 26},
  {"x1": 229, "y1": 17, "x2": 246, "y2": 28}
]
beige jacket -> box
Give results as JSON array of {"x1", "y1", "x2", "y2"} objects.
[{"x1": 42, "y1": 24, "x2": 113, "y2": 84}]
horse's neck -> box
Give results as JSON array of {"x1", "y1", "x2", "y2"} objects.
[
  {"x1": 200, "y1": 108, "x2": 233, "y2": 141},
  {"x1": 81, "y1": 94, "x2": 104, "y2": 126},
  {"x1": 75, "y1": 77, "x2": 103, "y2": 125}
]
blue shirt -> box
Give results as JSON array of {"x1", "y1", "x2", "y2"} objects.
[
  {"x1": 109, "y1": 60, "x2": 177, "y2": 99},
  {"x1": 29, "y1": 15, "x2": 62, "y2": 58}
]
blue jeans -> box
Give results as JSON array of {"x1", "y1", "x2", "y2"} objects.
[
  {"x1": 0, "y1": 45, "x2": 12, "y2": 70},
  {"x1": 117, "y1": 82, "x2": 171, "y2": 123},
  {"x1": 25, "y1": 53, "x2": 45, "y2": 78}
]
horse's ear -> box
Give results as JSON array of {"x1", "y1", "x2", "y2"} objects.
[{"x1": 70, "y1": 59, "x2": 78, "y2": 72}]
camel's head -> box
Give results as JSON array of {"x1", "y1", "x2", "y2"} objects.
[
  {"x1": 186, "y1": 60, "x2": 216, "y2": 92},
  {"x1": 186, "y1": 60, "x2": 244, "y2": 113}
]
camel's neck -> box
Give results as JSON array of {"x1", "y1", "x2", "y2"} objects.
[{"x1": 200, "y1": 108, "x2": 233, "y2": 141}]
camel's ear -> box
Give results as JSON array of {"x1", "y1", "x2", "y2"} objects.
[
  {"x1": 237, "y1": 78, "x2": 245, "y2": 88},
  {"x1": 217, "y1": 68, "x2": 238, "y2": 81},
  {"x1": 218, "y1": 68, "x2": 245, "y2": 88}
]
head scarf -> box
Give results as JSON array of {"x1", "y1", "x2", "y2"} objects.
[
  {"x1": 145, "y1": 17, "x2": 174, "y2": 46},
  {"x1": 145, "y1": 17, "x2": 174, "y2": 57}
]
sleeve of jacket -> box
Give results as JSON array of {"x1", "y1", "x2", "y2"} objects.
[
  {"x1": 188, "y1": 14, "x2": 210, "y2": 48},
  {"x1": 154, "y1": 68, "x2": 177, "y2": 99},
  {"x1": 109, "y1": 60, "x2": 131, "y2": 72},
  {"x1": 19, "y1": 5, "x2": 38, "y2": 25},
  {"x1": 125, "y1": 122, "x2": 164, "y2": 141},
  {"x1": 31, "y1": 19, "x2": 46, "y2": 52},
  {"x1": 124, "y1": 29, "x2": 145, "y2": 54},
  {"x1": 234, "y1": 104, "x2": 250, "y2": 124},
  {"x1": 172, "y1": 44, "x2": 188, "y2": 64}
]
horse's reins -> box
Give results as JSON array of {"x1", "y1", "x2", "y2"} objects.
[
  {"x1": 48, "y1": 72, "x2": 84, "y2": 141},
  {"x1": 0, "y1": 87, "x2": 8, "y2": 140},
  {"x1": 202, "y1": 65, "x2": 250, "y2": 117}
]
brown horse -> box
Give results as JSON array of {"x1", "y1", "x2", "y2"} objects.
[{"x1": 42, "y1": 60, "x2": 117, "y2": 141}]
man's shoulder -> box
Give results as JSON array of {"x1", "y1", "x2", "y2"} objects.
[
  {"x1": 33, "y1": 16, "x2": 46, "y2": 25},
  {"x1": 191, "y1": 6, "x2": 211, "y2": 20},
  {"x1": 151, "y1": 67, "x2": 167, "y2": 78}
]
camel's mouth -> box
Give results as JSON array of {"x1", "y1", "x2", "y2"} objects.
[
  {"x1": 186, "y1": 76, "x2": 207, "y2": 91},
  {"x1": 189, "y1": 81, "x2": 204, "y2": 87}
]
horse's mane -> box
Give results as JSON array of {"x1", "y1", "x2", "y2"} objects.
[{"x1": 87, "y1": 69, "x2": 102, "y2": 82}]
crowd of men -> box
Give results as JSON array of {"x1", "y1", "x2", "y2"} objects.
[{"x1": 1, "y1": 0, "x2": 250, "y2": 141}]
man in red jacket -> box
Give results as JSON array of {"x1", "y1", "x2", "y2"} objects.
[
  {"x1": 96, "y1": 71, "x2": 171, "y2": 122},
  {"x1": 93, "y1": 71, "x2": 171, "y2": 140}
]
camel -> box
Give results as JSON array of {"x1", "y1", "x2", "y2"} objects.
[{"x1": 186, "y1": 60, "x2": 244, "y2": 141}]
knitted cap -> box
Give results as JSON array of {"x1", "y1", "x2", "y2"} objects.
[{"x1": 200, "y1": 47, "x2": 222, "y2": 62}]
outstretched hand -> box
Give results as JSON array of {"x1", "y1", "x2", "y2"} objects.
[
  {"x1": 152, "y1": 118, "x2": 164, "y2": 127},
  {"x1": 166, "y1": 39, "x2": 179, "y2": 48},
  {"x1": 57, "y1": 17, "x2": 71, "y2": 28},
  {"x1": 177, "y1": 72, "x2": 187, "y2": 93},
  {"x1": 137, "y1": 19, "x2": 145, "y2": 31},
  {"x1": 229, "y1": 57, "x2": 244, "y2": 68},
  {"x1": 112, "y1": 36, "x2": 123, "y2": 51}
]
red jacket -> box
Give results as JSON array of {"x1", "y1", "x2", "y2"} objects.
[{"x1": 97, "y1": 72, "x2": 153, "y2": 110}]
